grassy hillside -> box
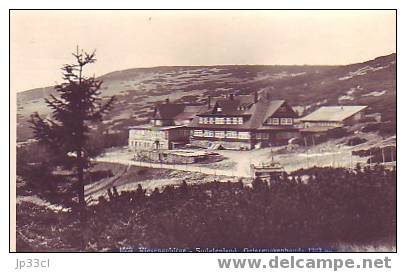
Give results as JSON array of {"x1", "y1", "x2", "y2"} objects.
[{"x1": 17, "y1": 53, "x2": 396, "y2": 142}]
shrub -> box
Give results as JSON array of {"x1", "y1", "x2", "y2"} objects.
[
  {"x1": 17, "y1": 167, "x2": 396, "y2": 251},
  {"x1": 378, "y1": 122, "x2": 396, "y2": 136},
  {"x1": 361, "y1": 123, "x2": 381, "y2": 133},
  {"x1": 346, "y1": 137, "x2": 367, "y2": 146},
  {"x1": 361, "y1": 121, "x2": 396, "y2": 136}
]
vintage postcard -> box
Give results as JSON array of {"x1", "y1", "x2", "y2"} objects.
[{"x1": 10, "y1": 10, "x2": 396, "y2": 253}]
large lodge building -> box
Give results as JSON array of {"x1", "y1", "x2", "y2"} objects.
[
  {"x1": 188, "y1": 92, "x2": 299, "y2": 150},
  {"x1": 129, "y1": 92, "x2": 300, "y2": 151},
  {"x1": 128, "y1": 91, "x2": 367, "y2": 151}
]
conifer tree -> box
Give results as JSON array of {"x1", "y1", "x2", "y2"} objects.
[{"x1": 30, "y1": 48, "x2": 115, "y2": 208}]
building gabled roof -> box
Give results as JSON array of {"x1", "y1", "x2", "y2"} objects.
[
  {"x1": 173, "y1": 104, "x2": 207, "y2": 121},
  {"x1": 151, "y1": 102, "x2": 206, "y2": 123},
  {"x1": 246, "y1": 99, "x2": 286, "y2": 129},
  {"x1": 188, "y1": 95, "x2": 296, "y2": 130},
  {"x1": 154, "y1": 103, "x2": 185, "y2": 120},
  {"x1": 300, "y1": 106, "x2": 367, "y2": 122},
  {"x1": 199, "y1": 94, "x2": 257, "y2": 116}
]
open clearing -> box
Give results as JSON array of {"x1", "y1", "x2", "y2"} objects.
[
  {"x1": 96, "y1": 132, "x2": 388, "y2": 176},
  {"x1": 90, "y1": 131, "x2": 394, "y2": 199}
]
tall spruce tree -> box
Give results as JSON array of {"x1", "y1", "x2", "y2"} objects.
[{"x1": 30, "y1": 48, "x2": 115, "y2": 207}]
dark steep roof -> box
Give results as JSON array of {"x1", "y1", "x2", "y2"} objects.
[
  {"x1": 153, "y1": 102, "x2": 205, "y2": 121},
  {"x1": 188, "y1": 96, "x2": 295, "y2": 130},
  {"x1": 154, "y1": 103, "x2": 185, "y2": 120},
  {"x1": 199, "y1": 95, "x2": 257, "y2": 116},
  {"x1": 248, "y1": 99, "x2": 286, "y2": 129},
  {"x1": 174, "y1": 105, "x2": 206, "y2": 121}
]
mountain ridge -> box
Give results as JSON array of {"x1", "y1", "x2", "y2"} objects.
[{"x1": 17, "y1": 53, "x2": 396, "y2": 142}]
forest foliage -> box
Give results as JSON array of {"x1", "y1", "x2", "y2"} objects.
[{"x1": 17, "y1": 166, "x2": 396, "y2": 252}]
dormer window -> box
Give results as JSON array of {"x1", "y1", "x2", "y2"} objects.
[
  {"x1": 217, "y1": 107, "x2": 222, "y2": 112},
  {"x1": 272, "y1": 118, "x2": 279, "y2": 125},
  {"x1": 280, "y1": 118, "x2": 293, "y2": 125}
]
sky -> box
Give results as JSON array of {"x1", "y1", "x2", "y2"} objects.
[{"x1": 10, "y1": 10, "x2": 396, "y2": 93}]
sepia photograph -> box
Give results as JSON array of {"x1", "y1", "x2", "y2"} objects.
[{"x1": 10, "y1": 10, "x2": 396, "y2": 253}]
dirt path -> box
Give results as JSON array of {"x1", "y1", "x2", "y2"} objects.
[
  {"x1": 95, "y1": 144, "x2": 370, "y2": 179},
  {"x1": 85, "y1": 164, "x2": 131, "y2": 197}
]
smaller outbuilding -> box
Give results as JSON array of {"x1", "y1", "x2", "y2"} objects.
[
  {"x1": 298, "y1": 105, "x2": 368, "y2": 145},
  {"x1": 300, "y1": 105, "x2": 367, "y2": 129},
  {"x1": 250, "y1": 161, "x2": 285, "y2": 182}
]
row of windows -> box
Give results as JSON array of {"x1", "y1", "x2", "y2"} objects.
[
  {"x1": 267, "y1": 118, "x2": 293, "y2": 125},
  {"x1": 255, "y1": 133, "x2": 269, "y2": 140},
  {"x1": 199, "y1": 117, "x2": 243, "y2": 125},
  {"x1": 304, "y1": 121, "x2": 341, "y2": 128},
  {"x1": 129, "y1": 129, "x2": 166, "y2": 139},
  {"x1": 193, "y1": 130, "x2": 250, "y2": 139},
  {"x1": 129, "y1": 140, "x2": 166, "y2": 149},
  {"x1": 198, "y1": 117, "x2": 293, "y2": 125}
]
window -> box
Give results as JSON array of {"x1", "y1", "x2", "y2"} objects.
[
  {"x1": 193, "y1": 130, "x2": 203, "y2": 136},
  {"x1": 209, "y1": 117, "x2": 214, "y2": 124},
  {"x1": 215, "y1": 117, "x2": 225, "y2": 124},
  {"x1": 203, "y1": 117, "x2": 208, "y2": 124},
  {"x1": 217, "y1": 107, "x2": 222, "y2": 112},
  {"x1": 204, "y1": 130, "x2": 214, "y2": 137},
  {"x1": 280, "y1": 118, "x2": 292, "y2": 125},
  {"x1": 226, "y1": 117, "x2": 232, "y2": 124},
  {"x1": 226, "y1": 131, "x2": 238, "y2": 138},
  {"x1": 238, "y1": 117, "x2": 243, "y2": 124},
  {"x1": 238, "y1": 132, "x2": 250, "y2": 139},
  {"x1": 232, "y1": 117, "x2": 238, "y2": 124},
  {"x1": 256, "y1": 133, "x2": 268, "y2": 140},
  {"x1": 272, "y1": 118, "x2": 279, "y2": 125},
  {"x1": 215, "y1": 131, "x2": 225, "y2": 138}
]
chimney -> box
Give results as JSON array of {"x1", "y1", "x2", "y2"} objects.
[
  {"x1": 229, "y1": 93, "x2": 234, "y2": 101},
  {"x1": 253, "y1": 91, "x2": 258, "y2": 103},
  {"x1": 207, "y1": 96, "x2": 212, "y2": 109},
  {"x1": 165, "y1": 97, "x2": 170, "y2": 104}
]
